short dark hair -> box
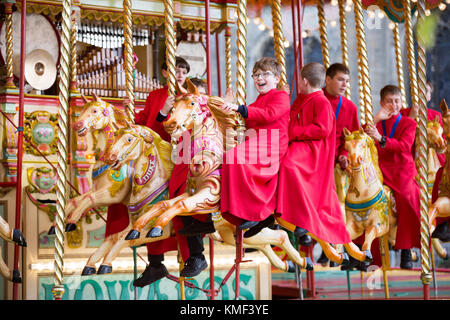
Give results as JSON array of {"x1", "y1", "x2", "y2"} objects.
[
  {"x1": 380, "y1": 85, "x2": 402, "y2": 101},
  {"x1": 190, "y1": 77, "x2": 207, "y2": 92},
  {"x1": 161, "y1": 56, "x2": 190, "y2": 73},
  {"x1": 326, "y1": 63, "x2": 350, "y2": 78},
  {"x1": 252, "y1": 57, "x2": 283, "y2": 77},
  {"x1": 301, "y1": 62, "x2": 326, "y2": 88}
]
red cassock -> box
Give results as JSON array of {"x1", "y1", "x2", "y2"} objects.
[
  {"x1": 220, "y1": 89, "x2": 290, "y2": 223},
  {"x1": 375, "y1": 113, "x2": 421, "y2": 249},
  {"x1": 276, "y1": 90, "x2": 350, "y2": 244},
  {"x1": 324, "y1": 89, "x2": 360, "y2": 162},
  {"x1": 400, "y1": 107, "x2": 446, "y2": 166}
]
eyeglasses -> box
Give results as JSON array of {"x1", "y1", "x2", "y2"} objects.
[{"x1": 251, "y1": 71, "x2": 274, "y2": 80}]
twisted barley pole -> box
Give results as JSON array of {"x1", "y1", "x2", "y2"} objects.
[
  {"x1": 225, "y1": 26, "x2": 232, "y2": 89},
  {"x1": 235, "y1": 0, "x2": 247, "y2": 106},
  {"x1": 70, "y1": 9, "x2": 79, "y2": 94},
  {"x1": 317, "y1": 0, "x2": 330, "y2": 70},
  {"x1": 164, "y1": 0, "x2": 177, "y2": 98},
  {"x1": 52, "y1": 0, "x2": 73, "y2": 300},
  {"x1": 338, "y1": 0, "x2": 351, "y2": 99},
  {"x1": 123, "y1": 0, "x2": 135, "y2": 122},
  {"x1": 4, "y1": 2, "x2": 15, "y2": 89},
  {"x1": 353, "y1": 0, "x2": 373, "y2": 125},
  {"x1": 392, "y1": 23, "x2": 407, "y2": 105},
  {"x1": 403, "y1": 0, "x2": 419, "y2": 107},
  {"x1": 271, "y1": 0, "x2": 287, "y2": 87},
  {"x1": 415, "y1": 0, "x2": 432, "y2": 299}
]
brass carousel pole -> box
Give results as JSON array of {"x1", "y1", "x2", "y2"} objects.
[
  {"x1": 392, "y1": 23, "x2": 407, "y2": 105},
  {"x1": 403, "y1": 0, "x2": 419, "y2": 108},
  {"x1": 317, "y1": 0, "x2": 330, "y2": 70},
  {"x1": 123, "y1": 0, "x2": 135, "y2": 122},
  {"x1": 271, "y1": 0, "x2": 287, "y2": 87},
  {"x1": 69, "y1": 6, "x2": 80, "y2": 94},
  {"x1": 4, "y1": 0, "x2": 15, "y2": 89},
  {"x1": 224, "y1": 26, "x2": 232, "y2": 89},
  {"x1": 338, "y1": 0, "x2": 351, "y2": 99},
  {"x1": 353, "y1": 0, "x2": 373, "y2": 125},
  {"x1": 235, "y1": 0, "x2": 247, "y2": 300},
  {"x1": 415, "y1": 0, "x2": 432, "y2": 300},
  {"x1": 52, "y1": 0, "x2": 73, "y2": 300}
]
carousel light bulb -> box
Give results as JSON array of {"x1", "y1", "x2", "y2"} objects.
[
  {"x1": 346, "y1": 0, "x2": 352, "y2": 6},
  {"x1": 284, "y1": 40, "x2": 290, "y2": 48},
  {"x1": 368, "y1": 11, "x2": 376, "y2": 19},
  {"x1": 345, "y1": 5, "x2": 352, "y2": 12},
  {"x1": 425, "y1": 9, "x2": 431, "y2": 16},
  {"x1": 258, "y1": 24, "x2": 266, "y2": 30},
  {"x1": 378, "y1": 10, "x2": 385, "y2": 19},
  {"x1": 446, "y1": 0, "x2": 450, "y2": 5},
  {"x1": 388, "y1": 22, "x2": 396, "y2": 30},
  {"x1": 253, "y1": 17, "x2": 260, "y2": 24},
  {"x1": 330, "y1": 20, "x2": 337, "y2": 27},
  {"x1": 269, "y1": 30, "x2": 274, "y2": 37},
  {"x1": 301, "y1": 31, "x2": 308, "y2": 38},
  {"x1": 331, "y1": 0, "x2": 338, "y2": 6},
  {"x1": 439, "y1": 3, "x2": 447, "y2": 10}
]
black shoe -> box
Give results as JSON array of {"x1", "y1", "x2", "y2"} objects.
[
  {"x1": 178, "y1": 220, "x2": 216, "y2": 237},
  {"x1": 133, "y1": 264, "x2": 169, "y2": 288},
  {"x1": 400, "y1": 249, "x2": 413, "y2": 269},
  {"x1": 180, "y1": 255, "x2": 208, "y2": 277},
  {"x1": 294, "y1": 227, "x2": 309, "y2": 238},
  {"x1": 298, "y1": 234, "x2": 312, "y2": 246},
  {"x1": 432, "y1": 221, "x2": 450, "y2": 242},
  {"x1": 244, "y1": 215, "x2": 275, "y2": 238},
  {"x1": 237, "y1": 220, "x2": 260, "y2": 230},
  {"x1": 12, "y1": 229, "x2": 27, "y2": 247}
]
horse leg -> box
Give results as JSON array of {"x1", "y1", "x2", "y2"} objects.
[
  {"x1": 148, "y1": 189, "x2": 217, "y2": 237},
  {"x1": 254, "y1": 244, "x2": 293, "y2": 272},
  {"x1": 431, "y1": 238, "x2": 448, "y2": 259},
  {"x1": 0, "y1": 245, "x2": 11, "y2": 281},
  {"x1": 243, "y1": 227, "x2": 312, "y2": 270},
  {"x1": 127, "y1": 194, "x2": 188, "y2": 239},
  {"x1": 361, "y1": 225, "x2": 378, "y2": 252},
  {"x1": 310, "y1": 234, "x2": 349, "y2": 265},
  {"x1": 82, "y1": 235, "x2": 116, "y2": 275},
  {"x1": 0, "y1": 216, "x2": 11, "y2": 242}
]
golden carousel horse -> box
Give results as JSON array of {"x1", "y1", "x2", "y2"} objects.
[
  {"x1": 342, "y1": 128, "x2": 398, "y2": 258},
  {"x1": 106, "y1": 123, "x2": 313, "y2": 272},
  {"x1": 0, "y1": 217, "x2": 26, "y2": 283},
  {"x1": 428, "y1": 100, "x2": 450, "y2": 250},
  {"x1": 126, "y1": 78, "x2": 359, "y2": 267}
]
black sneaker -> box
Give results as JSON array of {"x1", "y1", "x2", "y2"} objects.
[
  {"x1": 400, "y1": 249, "x2": 413, "y2": 269},
  {"x1": 178, "y1": 221, "x2": 216, "y2": 237},
  {"x1": 180, "y1": 255, "x2": 208, "y2": 277},
  {"x1": 133, "y1": 264, "x2": 169, "y2": 288}
]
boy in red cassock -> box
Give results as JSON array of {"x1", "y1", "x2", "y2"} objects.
[
  {"x1": 276, "y1": 62, "x2": 350, "y2": 246},
  {"x1": 364, "y1": 85, "x2": 420, "y2": 269},
  {"x1": 220, "y1": 57, "x2": 290, "y2": 238},
  {"x1": 124, "y1": 57, "x2": 208, "y2": 287}
]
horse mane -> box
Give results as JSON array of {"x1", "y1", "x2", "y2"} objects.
[
  {"x1": 206, "y1": 95, "x2": 241, "y2": 150},
  {"x1": 110, "y1": 103, "x2": 132, "y2": 127}
]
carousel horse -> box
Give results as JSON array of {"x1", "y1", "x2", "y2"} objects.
[
  {"x1": 103, "y1": 126, "x2": 313, "y2": 272},
  {"x1": 428, "y1": 100, "x2": 450, "y2": 248},
  {"x1": 342, "y1": 128, "x2": 398, "y2": 260},
  {"x1": 125, "y1": 78, "x2": 355, "y2": 267},
  {"x1": 0, "y1": 216, "x2": 26, "y2": 282}
]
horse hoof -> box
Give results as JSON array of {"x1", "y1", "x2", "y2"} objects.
[
  {"x1": 364, "y1": 250, "x2": 373, "y2": 263},
  {"x1": 65, "y1": 223, "x2": 77, "y2": 232},
  {"x1": 12, "y1": 229, "x2": 27, "y2": 247},
  {"x1": 125, "y1": 229, "x2": 140, "y2": 240},
  {"x1": 341, "y1": 252, "x2": 350, "y2": 266},
  {"x1": 146, "y1": 227, "x2": 163, "y2": 238},
  {"x1": 81, "y1": 266, "x2": 96, "y2": 276},
  {"x1": 12, "y1": 269, "x2": 22, "y2": 283},
  {"x1": 97, "y1": 265, "x2": 113, "y2": 274},
  {"x1": 48, "y1": 226, "x2": 55, "y2": 235},
  {"x1": 305, "y1": 257, "x2": 314, "y2": 271},
  {"x1": 286, "y1": 260, "x2": 296, "y2": 273}
]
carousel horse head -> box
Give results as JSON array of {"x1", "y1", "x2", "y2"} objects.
[
  {"x1": 103, "y1": 125, "x2": 173, "y2": 172},
  {"x1": 163, "y1": 78, "x2": 237, "y2": 149},
  {"x1": 440, "y1": 99, "x2": 450, "y2": 139},
  {"x1": 72, "y1": 93, "x2": 130, "y2": 136},
  {"x1": 343, "y1": 127, "x2": 384, "y2": 182},
  {"x1": 427, "y1": 116, "x2": 446, "y2": 153}
]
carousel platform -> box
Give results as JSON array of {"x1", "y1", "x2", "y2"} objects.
[{"x1": 272, "y1": 267, "x2": 450, "y2": 300}]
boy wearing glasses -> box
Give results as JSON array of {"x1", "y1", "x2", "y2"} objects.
[
  {"x1": 276, "y1": 62, "x2": 350, "y2": 247},
  {"x1": 220, "y1": 57, "x2": 290, "y2": 237},
  {"x1": 364, "y1": 85, "x2": 420, "y2": 269}
]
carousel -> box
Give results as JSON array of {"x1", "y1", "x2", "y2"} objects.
[{"x1": 0, "y1": 0, "x2": 448, "y2": 301}]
